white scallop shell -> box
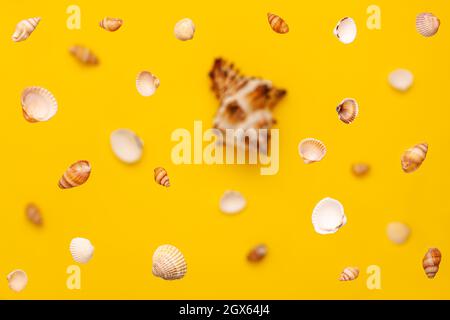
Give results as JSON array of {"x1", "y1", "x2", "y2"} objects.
[
  {"x1": 110, "y1": 129, "x2": 144, "y2": 164},
  {"x1": 152, "y1": 244, "x2": 187, "y2": 280},
  {"x1": 312, "y1": 197, "x2": 347, "y2": 235},
  {"x1": 386, "y1": 222, "x2": 410, "y2": 245},
  {"x1": 334, "y1": 17, "x2": 357, "y2": 44},
  {"x1": 388, "y1": 69, "x2": 414, "y2": 92},
  {"x1": 174, "y1": 18, "x2": 195, "y2": 41},
  {"x1": 416, "y1": 13, "x2": 440, "y2": 37},
  {"x1": 7, "y1": 269, "x2": 28, "y2": 292},
  {"x1": 70, "y1": 237, "x2": 94, "y2": 264},
  {"x1": 219, "y1": 191, "x2": 246, "y2": 215},
  {"x1": 298, "y1": 138, "x2": 327, "y2": 164},
  {"x1": 136, "y1": 71, "x2": 160, "y2": 97},
  {"x1": 21, "y1": 87, "x2": 58, "y2": 122}
]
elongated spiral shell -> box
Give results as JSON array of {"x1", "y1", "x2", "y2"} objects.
[
  {"x1": 336, "y1": 98, "x2": 358, "y2": 124},
  {"x1": 267, "y1": 13, "x2": 289, "y2": 34},
  {"x1": 59, "y1": 160, "x2": 91, "y2": 189},
  {"x1": 154, "y1": 167, "x2": 170, "y2": 187},
  {"x1": 401, "y1": 143, "x2": 428, "y2": 173},
  {"x1": 25, "y1": 203, "x2": 43, "y2": 226},
  {"x1": 99, "y1": 17, "x2": 123, "y2": 32},
  {"x1": 12, "y1": 17, "x2": 41, "y2": 42},
  {"x1": 152, "y1": 244, "x2": 187, "y2": 280},
  {"x1": 416, "y1": 13, "x2": 440, "y2": 37},
  {"x1": 247, "y1": 244, "x2": 267, "y2": 263},
  {"x1": 423, "y1": 248, "x2": 442, "y2": 279},
  {"x1": 69, "y1": 45, "x2": 99, "y2": 65},
  {"x1": 339, "y1": 267, "x2": 359, "y2": 281}
]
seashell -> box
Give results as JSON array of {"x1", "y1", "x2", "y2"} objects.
[
  {"x1": 154, "y1": 167, "x2": 170, "y2": 187},
  {"x1": 70, "y1": 237, "x2": 94, "y2": 264},
  {"x1": 298, "y1": 138, "x2": 327, "y2": 164},
  {"x1": 247, "y1": 244, "x2": 267, "y2": 263},
  {"x1": 219, "y1": 191, "x2": 246, "y2": 215},
  {"x1": 69, "y1": 45, "x2": 99, "y2": 65},
  {"x1": 336, "y1": 98, "x2": 358, "y2": 124},
  {"x1": 339, "y1": 267, "x2": 359, "y2": 281},
  {"x1": 416, "y1": 13, "x2": 440, "y2": 37},
  {"x1": 136, "y1": 71, "x2": 160, "y2": 97},
  {"x1": 267, "y1": 13, "x2": 289, "y2": 34},
  {"x1": 25, "y1": 203, "x2": 43, "y2": 226},
  {"x1": 152, "y1": 244, "x2": 187, "y2": 280},
  {"x1": 401, "y1": 143, "x2": 428, "y2": 173},
  {"x1": 388, "y1": 69, "x2": 414, "y2": 92},
  {"x1": 423, "y1": 248, "x2": 441, "y2": 279},
  {"x1": 110, "y1": 129, "x2": 143, "y2": 164},
  {"x1": 386, "y1": 222, "x2": 410, "y2": 245},
  {"x1": 99, "y1": 17, "x2": 123, "y2": 32},
  {"x1": 21, "y1": 87, "x2": 58, "y2": 123},
  {"x1": 351, "y1": 163, "x2": 370, "y2": 177},
  {"x1": 58, "y1": 160, "x2": 91, "y2": 189},
  {"x1": 7, "y1": 269, "x2": 28, "y2": 292},
  {"x1": 174, "y1": 18, "x2": 195, "y2": 41},
  {"x1": 334, "y1": 17, "x2": 357, "y2": 44},
  {"x1": 12, "y1": 17, "x2": 41, "y2": 42},
  {"x1": 312, "y1": 197, "x2": 347, "y2": 235}
]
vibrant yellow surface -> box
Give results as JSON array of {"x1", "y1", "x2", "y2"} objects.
[{"x1": 0, "y1": 0, "x2": 449, "y2": 300}]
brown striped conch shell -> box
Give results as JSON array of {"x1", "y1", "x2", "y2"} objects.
[
  {"x1": 336, "y1": 98, "x2": 358, "y2": 124},
  {"x1": 7, "y1": 270, "x2": 28, "y2": 292},
  {"x1": 267, "y1": 13, "x2": 289, "y2": 34},
  {"x1": 298, "y1": 138, "x2": 327, "y2": 164},
  {"x1": 25, "y1": 203, "x2": 43, "y2": 226},
  {"x1": 99, "y1": 17, "x2": 123, "y2": 32},
  {"x1": 312, "y1": 197, "x2": 347, "y2": 235},
  {"x1": 70, "y1": 237, "x2": 94, "y2": 264},
  {"x1": 21, "y1": 87, "x2": 58, "y2": 122},
  {"x1": 388, "y1": 69, "x2": 414, "y2": 92},
  {"x1": 174, "y1": 18, "x2": 195, "y2": 41},
  {"x1": 69, "y1": 45, "x2": 99, "y2": 65},
  {"x1": 416, "y1": 13, "x2": 440, "y2": 37},
  {"x1": 152, "y1": 244, "x2": 187, "y2": 280},
  {"x1": 110, "y1": 129, "x2": 144, "y2": 164},
  {"x1": 423, "y1": 248, "x2": 441, "y2": 279},
  {"x1": 59, "y1": 160, "x2": 91, "y2": 189},
  {"x1": 334, "y1": 17, "x2": 357, "y2": 44},
  {"x1": 136, "y1": 71, "x2": 160, "y2": 97},
  {"x1": 401, "y1": 143, "x2": 428, "y2": 173},
  {"x1": 351, "y1": 163, "x2": 370, "y2": 177},
  {"x1": 339, "y1": 267, "x2": 359, "y2": 281},
  {"x1": 220, "y1": 191, "x2": 246, "y2": 215},
  {"x1": 154, "y1": 167, "x2": 170, "y2": 187},
  {"x1": 386, "y1": 222, "x2": 410, "y2": 245},
  {"x1": 12, "y1": 17, "x2": 41, "y2": 42},
  {"x1": 247, "y1": 244, "x2": 267, "y2": 263}
]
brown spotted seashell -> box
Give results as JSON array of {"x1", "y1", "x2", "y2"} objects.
[
  {"x1": 12, "y1": 17, "x2": 41, "y2": 42},
  {"x1": 339, "y1": 267, "x2": 359, "y2": 281},
  {"x1": 247, "y1": 244, "x2": 267, "y2": 263},
  {"x1": 267, "y1": 13, "x2": 289, "y2": 34},
  {"x1": 423, "y1": 248, "x2": 442, "y2": 279},
  {"x1": 25, "y1": 203, "x2": 43, "y2": 226},
  {"x1": 401, "y1": 143, "x2": 428, "y2": 173},
  {"x1": 154, "y1": 167, "x2": 170, "y2": 187},
  {"x1": 99, "y1": 17, "x2": 123, "y2": 32},
  {"x1": 336, "y1": 98, "x2": 358, "y2": 124},
  {"x1": 69, "y1": 45, "x2": 99, "y2": 65},
  {"x1": 416, "y1": 13, "x2": 440, "y2": 37},
  {"x1": 351, "y1": 163, "x2": 370, "y2": 177},
  {"x1": 59, "y1": 160, "x2": 91, "y2": 189}
]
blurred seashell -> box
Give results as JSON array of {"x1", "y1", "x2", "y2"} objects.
[
  {"x1": 298, "y1": 138, "x2": 327, "y2": 164},
  {"x1": 247, "y1": 244, "x2": 267, "y2": 263},
  {"x1": 154, "y1": 167, "x2": 170, "y2": 187},
  {"x1": 136, "y1": 71, "x2": 160, "y2": 97},
  {"x1": 69, "y1": 45, "x2": 99, "y2": 65},
  {"x1": 59, "y1": 160, "x2": 91, "y2": 189},
  {"x1": 334, "y1": 17, "x2": 357, "y2": 44},
  {"x1": 416, "y1": 13, "x2": 440, "y2": 37},
  {"x1": 174, "y1": 18, "x2": 195, "y2": 41},
  {"x1": 220, "y1": 191, "x2": 246, "y2": 214},
  {"x1": 110, "y1": 129, "x2": 143, "y2": 164},
  {"x1": 336, "y1": 98, "x2": 358, "y2": 124},
  {"x1": 12, "y1": 17, "x2": 40, "y2": 42},
  {"x1": 21, "y1": 87, "x2": 58, "y2": 123},
  {"x1": 25, "y1": 203, "x2": 43, "y2": 226},
  {"x1": 312, "y1": 197, "x2": 347, "y2": 235},
  {"x1": 401, "y1": 143, "x2": 428, "y2": 173},
  {"x1": 339, "y1": 267, "x2": 359, "y2": 281},
  {"x1": 389, "y1": 69, "x2": 414, "y2": 92},
  {"x1": 423, "y1": 248, "x2": 441, "y2": 279},
  {"x1": 267, "y1": 13, "x2": 289, "y2": 34},
  {"x1": 70, "y1": 237, "x2": 94, "y2": 264},
  {"x1": 152, "y1": 244, "x2": 187, "y2": 280},
  {"x1": 7, "y1": 270, "x2": 28, "y2": 292},
  {"x1": 351, "y1": 163, "x2": 370, "y2": 177},
  {"x1": 386, "y1": 222, "x2": 410, "y2": 245},
  {"x1": 99, "y1": 17, "x2": 123, "y2": 32}
]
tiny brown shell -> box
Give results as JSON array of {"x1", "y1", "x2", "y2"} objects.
[
  {"x1": 69, "y1": 45, "x2": 99, "y2": 65},
  {"x1": 25, "y1": 203, "x2": 43, "y2": 226},
  {"x1": 59, "y1": 160, "x2": 91, "y2": 189},
  {"x1": 99, "y1": 17, "x2": 123, "y2": 32},
  {"x1": 154, "y1": 167, "x2": 170, "y2": 187},
  {"x1": 401, "y1": 143, "x2": 428, "y2": 173},
  {"x1": 339, "y1": 267, "x2": 359, "y2": 281},
  {"x1": 247, "y1": 244, "x2": 267, "y2": 263},
  {"x1": 267, "y1": 13, "x2": 289, "y2": 34},
  {"x1": 423, "y1": 248, "x2": 442, "y2": 279},
  {"x1": 352, "y1": 163, "x2": 370, "y2": 177}
]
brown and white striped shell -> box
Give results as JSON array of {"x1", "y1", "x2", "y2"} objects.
[
  {"x1": 69, "y1": 45, "x2": 99, "y2": 65},
  {"x1": 339, "y1": 267, "x2": 359, "y2": 281},
  {"x1": 422, "y1": 248, "x2": 442, "y2": 279},
  {"x1": 59, "y1": 160, "x2": 91, "y2": 189},
  {"x1": 416, "y1": 13, "x2": 440, "y2": 37},
  {"x1": 154, "y1": 167, "x2": 170, "y2": 187},
  {"x1": 99, "y1": 17, "x2": 123, "y2": 32},
  {"x1": 336, "y1": 98, "x2": 358, "y2": 124},
  {"x1": 152, "y1": 244, "x2": 187, "y2": 280},
  {"x1": 401, "y1": 143, "x2": 428, "y2": 173},
  {"x1": 267, "y1": 13, "x2": 289, "y2": 34},
  {"x1": 12, "y1": 17, "x2": 41, "y2": 42}
]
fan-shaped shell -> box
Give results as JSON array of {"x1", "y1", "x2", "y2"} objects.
[
  {"x1": 110, "y1": 129, "x2": 143, "y2": 164},
  {"x1": 334, "y1": 17, "x2": 357, "y2": 44},
  {"x1": 389, "y1": 69, "x2": 414, "y2": 92},
  {"x1": 59, "y1": 160, "x2": 91, "y2": 189},
  {"x1": 99, "y1": 17, "x2": 123, "y2": 32},
  {"x1": 416, "y1": 13, "x2": 440, "y2": 37},
  {"x1": 247, "y1": 244, "x2": 268, "y2": 262},
  {"x1": 7, "y1": 269, "x2": 28, "y2": 292},
  {"x1": 152, "y1": 244, "x2": 187, "y2": 280},
  {"x1": 174, "y1": 18, "x2": 195, "y2": 41},
  {"x1": 219, "y1": 191, "x2": 246, "y2": 214},
  {"x1": 422, "y1": 248, "x2": 441, "y2": 279},
  {"x1": 336, "y1": 98, "x2": 358, "y2": 124},
  {"x1": 401, "y1": 143, "x2": 428, "y2": 173},
  {"x1": 21, "y1": 87, "x2": 58, "y2": 122},
  {"x1": 312, "y1": 197, "x2": 347, "y2": 235},
  {"x1": 386, "y1": 222, "x2": 410, "y2": 245},
  {"x1": 12, "y1": 17, "x2": 40, "y2": 42},
  {"x1": 70, "y1": 237, "x2": 94, "y2": 264},
  {"x1": 136, "y1": 71, "x2": 160, "y2": 97},
  {"x1": 298, "y1": 138, "x2": 327, "y2": 164},
  {"x1": 267, "y1": 13, "x2": 289, "y2": 34},
  {"x1": 339, "y1": 267, "x2": 359, "y2": 281},
  {"x1": 154, "y1": 167, "x2": 170, "y2": 187}
]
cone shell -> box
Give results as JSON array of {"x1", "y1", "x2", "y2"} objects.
[
  {"x1": 154, "y1": 167, "x2": 170, "y2": 187},
  {"x1": 336, "y1": 98, "x2": 358, "y2": 124},
  {"x1": 352, "y1": 163, "x2": 370, "y2": 177},
  {"x1": 220, "y1": 191, "x2": 246, "y2": 215},
  {"x1": 334, "y1": 17, "x2": 357, "y2": 44},
  {"x1": 267, "y1": 13, "x2": 289, "y2": 34},
  {"x1": 416, "y1": 13, "x2": 440, "y2": 37},
  {"x1": 401, "y1": 143, "x2": 428, "y2": 173},
  {"x1": 21, "y1": 87, "x2": 58, "y2": 123},
  {"x1": 25, "y1": 203, "x2": 43, "y2": 226},
  {"x1": 110, "y1": 129, "x2": 143, "y2": 164},
  {"x1": 389, "y1": 69, "x2": 414, "y2": 92},
  {"x1": 174, "y1": 18, "x2": 195, "y2": 41},
  {"x1": 69, "y1": 45, "x2": 99, "y2": 65},
  {"x1": 99, "y1": 17, "x2": 123, "y2": 32},
  {"x1": 423, "y1": 248, "x2": 441, "y2": 279},
  {"x1": 7, "y1": 269, "x2": 28, "y2": 292},
  {"x1": 312, "y1": 197, "x2": 347, "y2": 235},
  {"x1": 298, "y1": 138, "x2": 327, "y2": 164},
  {"x1": 59, "y1": 160, "x2": 91, "y2": 189},
  {"x1": 339, "y1": 267, "x2": 359, "y2": 281},
  {"x1": 386, "y1": 222, "x2": 410, "y2": 245},
  {"x1": 12, "y1": 17, "x2": 40, "y2": 42},
  {"x1": 136, "y1": 71, "x2": 160, "y2": 97},
  {"x1": 152, "y1": 244, "x2": 187, "y2": 280},
  {"x1": 247, "y1": 244, "x2": 267, "y2": 263},
  {"x1": 70, "y1": 237, "x2": 94, "y2": 264}
]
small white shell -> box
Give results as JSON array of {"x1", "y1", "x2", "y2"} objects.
[
  {"x1": 334, "y1": 17, "x2": 357, "y2": 44},
  {"x1": 174, "y1": 18, "x2": 195, "y2": 41},
  {"x1": 12, "y1": 17, "x2": 41, "y2": 42},
  {"x1": 388, "y1": 69, "x2": 414, "y2": 92},
  {"x1": 7, "y1": 269, "x2": 28, "y2": 292},
  {"x1": 136, "y1": 71, "x2": 160, "y2": 97},
  {"x1": 416, "y1": 13, "x2": 440, "y2": 37},
  {"x1": 152, "y1": 244, "x2": 187, "y2": 280},
  {"x1": 70, "y1": 237, "x2": 94, "y2": 264},
  {"x1": 298, "y1": 138, "x2": 327, "y2": 164},
  {"x1": 110, "y1": 129, "x2": 144, "y2": 164},
  {"x1": 220, "y1": 191, "x2": 246, "y2": 215},
  {"x1": 21, "y1": 87, "x2": 58, "y2": 122},
  {"x1": 386, "y1": 222, "x2": 410, "y2": 245},
  {"x1": 312, "y1": 197, "x2": 347, "y2": 235}
]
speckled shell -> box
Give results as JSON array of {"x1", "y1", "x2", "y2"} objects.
[
  {"x1": 69, "y1": 45, "x2": 99, "y2": 65},
  {"x1": 59, "y1": 160, "x2": 91, "y2": 189},
  {"x1": 12, "y1": 17, "x2": 40, "y2": 42},
  {"x1": 99, "y1": 17, "x2": 123, "y2": 32},
  {"x1": 152, "y1": 244, "x2": 187, "y2": 280},
  {"x1": 339, "y1": 267, "x2": 359, "y2": 281},
  {"x1": 154, "y1": 167, "x2": 170, "y2": 187},
  {"x1": 422, "y1": 248, "x2": 442, "y2": 279},
  {"x1": 267, "y1": 13, "x2": 289, "y2": 34},
  {"x1": 416, "y1": 13, "x2": 440, "y2": 37},
  {"x1": 401, "y1": 143, "x2": 428, "y2": 173}
]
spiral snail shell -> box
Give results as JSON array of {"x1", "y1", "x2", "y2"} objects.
[
  {"x1": 12, "y1": 17, "x2": 41, "y2": 42},
  {"x1": 59, "y1": 160, "x2": 91, "y2": 189},
  {"x1": 267, "y1": 13, "x2": 289, "y2": 34},
  {"x1": 423, "y1": 248, "x2": 442, "y2": 279},
  {"x1": 154, "y1": 167, "x2": 170, "y2": 187}
]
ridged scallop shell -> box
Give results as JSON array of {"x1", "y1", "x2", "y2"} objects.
[
  {"x1": 69, "y1": 45, "x2": 99, "y2": 65},
  {"x1": 99, "y1": 17, "x2": 123, "y2": 32},
  {"x1": 423, "y1": 248, "x2": 441, "y2": 279},
  {"x1": 336, "y1": 98, "x2": 358, "y2": 124},
  {"x1": 351, "y1": 163, "x2": 370, "y2": 177},
  {"x1": 174, "y1": 18, "x2": 195, "y2": 41},
  {"x1": 21, "y1": 87, "x2": 58, "y2": 123},
  {"x1": 339, "y1": 267, "x2": 359, "y2": 281},
  {"x1": 70, "y1": 237, "x2": 94, "y2": 264},
  {"x1": 247, "y1": 244, "x2": 267, "y2": 262},
  {"x1": 334, "y1": 17, "x2": 357, "y2": 44},
  {"x1": 416, "y1": 13, "x2": 440, "y2": 37},
  {"x1": 401, "y1": 143, "x2": 428, "y2": 173},
  {"x1": 389, "y1": 69, "x2": 414, "y2": 92},
  {"x1": 267, "y1": 13, "x2": 289, "y2": 34},
  {"x1": 12, "y1": 17, "x2": 41, "y2": 42},
  {"x1": 59, "y1": 160, "x2": 91, "y2": 189},
  {"x1": 386, "y1": 222, "x2": 410, "y2": 245},
  {"x1": 220, "y1": 191, "x2": 246, "y2": 214},
  {"x1": 26, "y1": 203, "x2": 43, "y2": 226},
  {"x1": 110, "y1": 129, "x2": 143, "y2": 164},
  {"x1": 154, "y1": 167, "x2": 170, "y2": 187},
  {"x1": 7, "y1": 269, "x2": 28, "y2": 292},
  {"x1": 136, "y1": 71, "x2": 160, "y2": 97},
  {"x1": 298, "y1": 138, "x2": 327, "y2": 164},
  {"x1": 312, "y1": 197, "x2": 347, "y2": 235},
  {"x1": 152, "y1": 244, "x2": 187, "y2": 280}
]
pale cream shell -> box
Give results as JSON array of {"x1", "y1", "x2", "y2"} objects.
[
  {"x1": 110, "y1": 129, "x2": 143, "y2": 164},
  {"x1": 219, "y1": 191, "x2": 246, "y2": 214},
  {"x1": 312, "y1": 197, "x2": 347, "y2": 235},
  {"x1": 334, "y1": 17, "x2": 357, "y2": 44},
  {"x1": 152, "y1": 244, "x2": 187, "y2": 280},
  {"x1": 12, "y1": 17, "x2": 41, "y2": 42},
  {"x1": 339, "y1": 267, "x2": 359, "y2": 281},
  {"x1": 136, "y1": 71, "x2": 160, "y2": 97},
  {"x1": 416, "y1": 13, "x2": 440, "y2": 37},
  {"x1": 388, "y1": 69, "x2": 414, "y2": 92},
  {"x1": 21, "y1": 87, "x2": 58, "y2": 122},
  {"x1": 7, "y1": 269, "x2": 28, "y2": 292},
  {"x1": 386, "y1": 222, "x2": 410, "y2": 245},
  {"x1": 174, "y1": 18, "x2": 195, "y2": 41},
  {"x1": 298, "y1": 138, "x2": 327, "y2": 164},
  {"x1": 70, "y1": 237, "x2": 94, "y2": 264}
]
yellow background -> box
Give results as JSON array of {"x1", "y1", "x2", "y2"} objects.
[{"x1": 1, "y1": 0, "x2": 449, "y2": 299}]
